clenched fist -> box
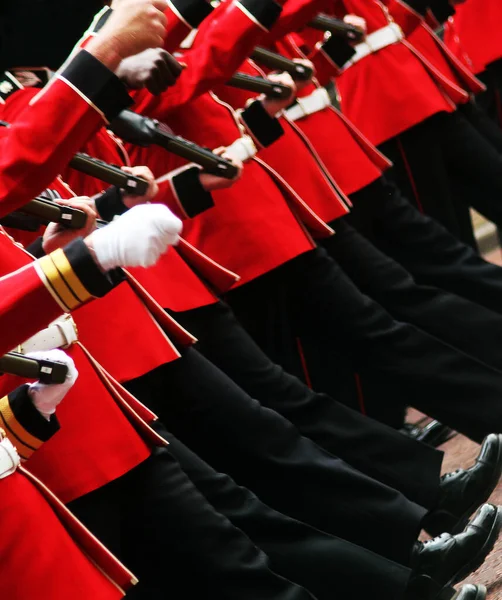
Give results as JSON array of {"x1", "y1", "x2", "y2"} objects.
[{"x1": 87, "y1": 0, "x2": 169, "y2": 71}]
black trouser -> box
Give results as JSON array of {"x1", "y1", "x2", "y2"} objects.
[
  {"x1": 169, "y1": 300, "x2": 443, "y2": 509},
  {"x1": 380, "y1": 109, "x2": 502, "y2": 244},
  {"x1": 322, "y1": 219, "x2": 502, "y2": 376},
  {"x1": 476, "y1": 59, "x2": 502, "y2": 126},
  {"x1": 308, "y1": 215, "x2": 502, "y2": 424},
  {"x1": 226, "y1": 247, "x2": 502, "y2": 442},
  {"x1": 69, "y1": 438, "x2": 313, "y2": 600},
  {"x1": 347, "y1": 176, "x2": 502, "y2": 318},
  {"x1": 125, "y1": 351, "x2": 426, "y2": 564},
  {"x1": 69, "y1": 426, "x2": 411, "y2": 600}
]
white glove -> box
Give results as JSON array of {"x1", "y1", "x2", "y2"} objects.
[
  {"x1": 26, "y1": 350, "x2": 79, "y2": 420},
  {"x1": 88, "y1": 203, "x2": 182, "y2": 271}
]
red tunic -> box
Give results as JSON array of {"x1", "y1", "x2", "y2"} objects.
[
  {"x1": 127, "y1": 0, "x2": 336, "y2": 286},
  {"x1": 212, "y1": 59, "x2": 351, "y2": 224},
  {"x1": 267, "y1": 34, "x2": 390, "y2": 197},
  {"x1": 327, "y1": 0, "x2": 457, "y2": 145},
  {"x1": 446, "y1": 0, "x2": 502, "y2": 75},
  {"x1": 1, "y1": 468, "x2": 132, "y2": 599},
  {"x1": 0, "y1": 233, "x2": 161, "y2": 502},
  {"x1": 406, "y1": 22, "x2": 484, "y2": 102},
  {"x1": 0, "y1": 54, "x2": 128, "y2": 216}
]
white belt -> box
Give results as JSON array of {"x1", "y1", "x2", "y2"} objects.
[
  {"x1": 343, "y1": 22, "x2": 403, "y2": 69},
  {"x1": 0, "y1": 433, "x2": 20, "y2": 479},
  {"x1": 19, "y1": 315, "x2": 79, "y2": 354},
  {"x1": 224, "y1": 135, "x2": 258, "y2": 163},
  {"x1": 285, "y1": 87, "x2": 331, "y2": 122}
]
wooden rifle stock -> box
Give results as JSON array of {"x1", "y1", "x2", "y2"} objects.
[{"x1": 251, "y1": 47, "x2": 313, "y2": 81}]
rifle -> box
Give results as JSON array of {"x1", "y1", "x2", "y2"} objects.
[
  {"x1": 250, "y1": 47, "x2": 313, "y2": 81},
  {"x1": 109, "y1": 111, "x2": 239, "y2": 179},
  {"x1": 309, "y1": 14, "x2": 365, "y2": 42},
  {"x1": 0, "y1": 196, "x2": 88, "y2": 231},
  {"x1": 228, "y1": 72, "x2": 292, "y2": 99},
  {"x1": 0, "y1": 352, "x2": 68, "y2": 384},
  {"x1": 68, "y1": 154, "x2": 149, "y2": 195},
  {"x1": 0, "y1": 119, "x2": 150, "y2": 195}
]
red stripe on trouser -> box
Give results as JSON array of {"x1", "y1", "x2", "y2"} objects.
[
  {"x1": 396, "y1": 138, "x2": 424, "y2": 214},
  {"x1": 295, "y1": 337, "x2": 313, "y2": 390}
]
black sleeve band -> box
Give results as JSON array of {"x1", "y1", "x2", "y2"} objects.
[
  {"x1": 172, "y1": 167, "x2": 214, "y2": 217},
  {"x1": 321, "y1": 35, "x2": 356, "y2": 69},
  {"x1": 95, "y1": 187, "x2": 128, "y2": 222},
  {"x1": 26, "y1": 237, "x2": 45, "y2": 259},
  {"x1": 240, "y1": 100, "x2": 284, "y2": 147},
  {"x1": 169, "y1": 0, "x2": 214, "y2": 28},
  {"x1": 63, "y1": 237, "x2": 116, "y2": 297},
  {"x1": 237, "y1": 0, "x2": 283, "y2": 31},
  {"x1": 61, "y1": 50, "x2": 133, "y2": 122},
  {"x1": 8, "y1": 385, "x2": 60, "y2": 442}
]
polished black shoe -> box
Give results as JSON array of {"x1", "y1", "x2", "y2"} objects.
[
  {"x1": 401, "y1": 420, "x2": 456, "y2": 448},
  {"x1": 424, "y1": 434, "x2": 502, "y2": 536},
  {"x1": 452, "y1": 584, "x2": 487, "y2": 600},
  {"x1": 408, "y1": 504, "x2": 501, "y2": 600}
]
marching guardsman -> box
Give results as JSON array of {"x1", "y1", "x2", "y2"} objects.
[
  {"x1": 0, "y1": 351, "x2": 137, "y2": 599},
  {"x1": 5, "y1": 4, "x2": 502, "y2": 600},
  {"x1": 118, "y1": 0, "x2": 502, "y2": 445}
]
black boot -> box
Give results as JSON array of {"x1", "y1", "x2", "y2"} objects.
[
  {"x1": 407, "y1": 504, "x2": 501, "y2": 600},
  {"x1": 424, "y1": 434, "x2": 502, "y2": 536}
]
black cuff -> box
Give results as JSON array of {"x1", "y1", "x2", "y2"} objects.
[
  {"x1": 62, "y1": 238, "x2": 116, "y2": 297},
  {"x1": 8, "y1": 385, "x2": 60, "y2": 442},
  {"x1": 322, "y1": 35, "x2": 356, "y2": 69},
  {"x1": 240, "y1": 100, "x2": 284, "y2": 147},
  {"x1": 61, "y1": 50, "x2": 133, "y2": 122},
  {"x1": 95, "y1": 187, "x2": 128, "y2": 222},
  {"x1": 172, "y1": 167, "x2": 214, "y2": 217},
  {"x1": 237, "y1": 0, "x2": 283, "y2": 31},
  {"x1": 169, "y1": 0, "x2": 214, "y2": 28},
  {"x1": 429, "y1": 0, "x2": 455, "y2": 23},
  {"x1": 26, "y1": 237, "x2": 45, "y2": 258}
]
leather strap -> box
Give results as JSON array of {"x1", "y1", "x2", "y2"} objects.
[
  {"x1": 0, "y1": 434, "x2": 20, "y2": 479},
  {"x1": 20, "y1": 315, "x2": 79, "y2": 354},
  {"x1": 285, "y1": 87, "x2": 332, "y2": 122},
  {"x1": 343, "y1": 22, "x2": 404, "y2": 70},
  {"x1": 225, "y1": 135, "x2": 258, "y2": 163}
]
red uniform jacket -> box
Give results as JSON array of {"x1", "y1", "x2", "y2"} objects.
[
  {"x1": 446, "y1": 0, "x2": 502, "y2": 76},
  {"x1": 405, "y1": 23, "x2": 485, "y2": 102},
  {"x1": 311, "y1": 0, "x2": 457, "y2": 145},
  {"x1": 212, "y1": 59, "x2": 351, "y2": 224},
  {"x1": 260, "y1": 34, "x2": 390, "y2": 197},
  {"x1": 0, "y1": 388, "x2": 134, "y2": 598},
  {"x1": 0, "y1": 231, "x2": 167, "y2": 502},
  {"x1": 128, "y1": 0, "x2": 339, "y2": 286},
  {"x1": 1, "y1": 466, "x2": 133, "y2": 599},
  {"x1": 62, "y1": 126, "x2": 238, "y2": 313},
  {"x1": 0, "y1": 49, "x2": 132, "y2": 215}
]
